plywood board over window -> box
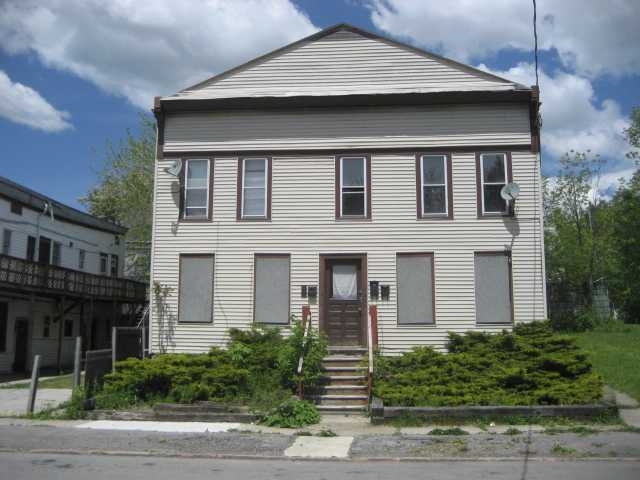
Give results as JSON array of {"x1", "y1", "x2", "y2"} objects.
[
  {"x1": 179, "y1": 254, "x2": 215, "y2": 323},
  {"x1": 474, "y1": 252, "x2": 513, "y2": 324},
  {"x1": 397, "y1": 253, "x2": 435, "y2": 325},
  {"x1": 254, "y1": 254, "x2": 290, "y2": 324}
]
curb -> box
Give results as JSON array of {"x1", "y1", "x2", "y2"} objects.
[{"x1": 1, "y1": 448, "x2": 639, "y2": 463}]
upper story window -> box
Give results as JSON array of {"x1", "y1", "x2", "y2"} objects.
[
  {"x1": 477, "y1": 153, "x2": 512, "y2": 216},
  {"x1": 10, "y1": 201, "x2": 22, "y2": 215},
  {"x1": 238, "y1": 158, "x2": 271, "y2": 220},
  {"x1": 99, "y1": 253, "x2": 108, "y2": 274},
  {"x1": 417, "y1": 154, "x2": 452, "y2": 219},
  {"x1": 336, "y1": 156, "x2": 370, "y2": 219},
  {"x1": 78, "y1": 249, "x2": 85, "y2": 270},
  {"x1": 2, "y1": 229, "x2": 11, "y2": 256},
  {"x1": 182, "y1": 158, "x2": 211, "y2": 220},
  {"x1": 110, "y1": 254, "x2": 119, "y2": 277},
  {"x1": 52, "y1": 241, "x2": 61, "y2": 266}
]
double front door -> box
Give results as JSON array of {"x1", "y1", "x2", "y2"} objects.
[{"x1": 320, "y1": 256, "x2": 366, "y2": 346}]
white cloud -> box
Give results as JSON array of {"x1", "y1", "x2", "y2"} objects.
[
  {"x1": 0, "y1": 0, "x2": 317, "y2": 109},
  {"x1": 0, "y1": 70, "x2": 72, "y2": 132},
  {"x1": 368, "y1": 0, "x2": 640, "y2": 77},
  {"x1": 477, "y1": 63, "x2": 631, "y2": 160}
]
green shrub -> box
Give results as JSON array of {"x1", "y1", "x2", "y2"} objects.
[
  {"x1": 64, "y1": 387, "x2": 87, "y2": 419},
  {"x1": 261, "y1": 398, "x2": 321, "y2": 428},
  {"x1": 374, "y1": 321, "x2": 602, "y2": 407},
  {"x1": 551, "y1": 309, "x2": 601, "y2": 332}
]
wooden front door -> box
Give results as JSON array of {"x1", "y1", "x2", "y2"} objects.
[{"x1": 321, "y1": 256, "x2": 366, "y2": 346}]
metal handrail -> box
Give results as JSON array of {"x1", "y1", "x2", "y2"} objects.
[
  {"x1": 367, "y1": 305, "x2": 377, "y2": 399},
  {"x1": 296, "y1": 306, "x2": 311, "y2": 398}
]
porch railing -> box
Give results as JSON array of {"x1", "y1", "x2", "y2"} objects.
[
  {"x1": 367, "y1": 304, "x2": 378, "y2": 400},
  {"x1": 0, "y1": 254, "x2": 147, "y2": 302}
]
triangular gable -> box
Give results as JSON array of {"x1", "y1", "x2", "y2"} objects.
[{"x1": 167, "y1": 24, "x2": 526, "y2": 101}]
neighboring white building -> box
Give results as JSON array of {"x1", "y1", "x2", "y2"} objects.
[
  {"x1": 149, "y1": 24, "x2": 546, "y2": 356},
  {"x1": 0, "y1": 176, "x2": 146, "y2": 373}
]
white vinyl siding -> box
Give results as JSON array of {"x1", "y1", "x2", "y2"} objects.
[
  {"x1": 184, "y1": 159, "x2": 210, "y2": 218},
  {"x1": 174, "y1": 30, "x2": 516, "y2": 100},
  {"x1": 164, "y1": 103, "x2": 531, "y2": 153},
  {"x1": 254, "y1": 255, "x2": 290, "y2": 324},
  {"x1": 150, "y1": 148, "x2": 545, "y2": 355},
  {"x1": 480, "y1": 153, "x2": 509, "y2": 214}
]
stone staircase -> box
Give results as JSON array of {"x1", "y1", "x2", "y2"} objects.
[{"x1": 309, "y1": 346, "x2": 369, "y2": 413}]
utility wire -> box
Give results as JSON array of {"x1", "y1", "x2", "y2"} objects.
[{"x1": 533, "y1": 0, "x2": 539, "y2": 88}]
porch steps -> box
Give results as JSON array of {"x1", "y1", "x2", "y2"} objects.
[{"x1": 307, "y1": 349, "x2": 369, "y2": 414}]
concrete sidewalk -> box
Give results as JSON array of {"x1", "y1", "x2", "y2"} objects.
[{"x1": 0, "y1": 388, "x2": 71, "y2": 416}]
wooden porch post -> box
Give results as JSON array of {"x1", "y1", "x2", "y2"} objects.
[{"x1": 56, "y1": 296, "x2": 65, "y2": 374}]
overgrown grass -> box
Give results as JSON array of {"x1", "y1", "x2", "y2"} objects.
[
  {"x1": 574, "y1": 323, "x2": 640, "y2": 401},
  {"x1": 374, "y1": 322, "x2": 602, "y2": 407}
]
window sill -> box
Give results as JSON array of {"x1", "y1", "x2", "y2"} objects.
[
  {"x1": 179, "y1": 217, "x2": 212, "y2": 223},
  {"x1": 238, "y1": 217, "x2": 271, "y2": 222},
  {"x1": 396, "y1": 323, "x2": 437, "y2": 327},
  {"x1": 417, "y1": 214, "x2": 453, "y2": 221},
  {"x1": 335, "y1": 216, "x2": 371, "y2": 222},
  {"x1": 477, "y1": 213, "x2": 514, "y2": 219}
]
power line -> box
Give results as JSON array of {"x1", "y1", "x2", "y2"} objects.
[{"x1": 533, "y1": 0, "x2": 540, "y2": 88}]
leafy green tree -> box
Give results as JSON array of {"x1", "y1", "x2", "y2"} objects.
[
  {"x1": 545, "y1": 151, "x2": 609, "y2": 307},
  {"x1": 82, "y1": 114, "x2": 155, "y2": 281}
]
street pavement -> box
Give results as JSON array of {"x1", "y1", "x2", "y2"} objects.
[{"x1": 2, "y1": 452, "x2": 639, "y2": 480}]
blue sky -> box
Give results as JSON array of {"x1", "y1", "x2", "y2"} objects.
[{"x1": 0, "y1": 0, "x2": 638, "y2": 209}]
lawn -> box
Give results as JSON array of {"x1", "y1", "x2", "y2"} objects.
[{"x1": 574, "y1": 324, "x2": 640, "y2": 401}]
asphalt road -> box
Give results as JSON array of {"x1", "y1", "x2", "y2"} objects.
[{"x1": 1, "y1": 453, "x2": 639, "y2": 480}]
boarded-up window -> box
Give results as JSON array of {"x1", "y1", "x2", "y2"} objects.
[
  {"x1": 397, "y1": 253, "x2": 434, "y2": 324},
  {"x1": 179, "y1": 254, "x2": 214, "y2": 323},
  {"x1": 254, "y1": 255, "x2": 290, "y2": 324},
  {"x1": 474, "y1": 252, "x2": 512, "y2": 324}
]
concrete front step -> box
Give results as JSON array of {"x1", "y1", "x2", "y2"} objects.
[
  {"x1": 321, "y1": 365, "x2": 367, "y2": 376},
  {"x1": 313, "y1": 394, "x2": 369, "y2": 406},
  {"x1": 322, "y1": 385, "x2": 368, "y2": 395},
  {"x1": 323, "y1": 375, "x2": 367, "y2": 385},
  {"x1": 316, "y1": 404, "x2": 367, "y2": 413}
]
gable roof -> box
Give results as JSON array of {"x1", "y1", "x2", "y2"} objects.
[
  {"x1": 0, "y1": 176, "x2": 127, "y2": 235},
  {"x1": 161, "y1": 23, "x2": 528, "y2": 104}
]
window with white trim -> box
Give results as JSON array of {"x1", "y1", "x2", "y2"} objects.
[
  {"x1": 420, "y1": 155, "x2": 448, "y2": 215},
  {"x1": 480, "y1": 153, "x2": 509, "y2": 214},
  {"x1": 339, "y1": 156, "x2": 367, "y2": 217},
  {"x1": 183, "y1": 159, "x2": 209, "y2": 219},
  {"x1": 241, "y1": 158, "x2": 268, "y2": 218}
]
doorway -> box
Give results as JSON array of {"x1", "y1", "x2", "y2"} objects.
[
  {"x1": 38, "y1": 236, "x2": 51, "y2": 265},
  {"x1": 319, "y1": 254, "x2": 367, "y2": 346},
  {"x1": 13, "y1": 318, "x2": 29, "y2": 372}
]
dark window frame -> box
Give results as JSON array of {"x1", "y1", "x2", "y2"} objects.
[
  {"x1": 253, "y1": 253, "x2": 291, "y2": 325},
  {"x1": 178, "y1": 253, "x2": 215, "y2": 324},
  {"x1": 43, "y1": 316, "x2": 51, "y2": 338},
  {"x1": 2, "y1": 229, "x2": 11, "y2": 255},
  {"x1": 396, "y1": 252, "x2": 436, "y2": 326},
  {"x1": 10, "y1": 201, "x2": 22, "y2": 215},
  {"x1": 26, "y1": 236, "x2": 36, "y2": 261},
  {"x1": 475, "y1": 152, "x2": 513, "y2": 217},
  {"x1": 474, "y1": 251, "x2": 514, "y2": 325},
  {"x1": 179, "y1": 157, "x2": 214, "y2": 222},
  {"x1": 335, "y1": 154, "x2": 371, "y2": 220},
  {"x1": 99, "y1": 253, "x2": 108, "y2": 274},
  {"x1": 110, "y1": 254, "x2": 119, "y2": 277},
  {"x1": 78, "y1": 249, "x2": 85, "y2": 270},
  {"x1": 236, "y1": 157, "x2": 272, "y2": 221},
  {"x1": 51, "y1": 241, "x2": 62, "y2": 266},
  {"x1": 63, "y1": 318, "x2": 74, "y2": 337},
  {"x1": 415, "y1": 152, "x2": 453, "y2": 220}
]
